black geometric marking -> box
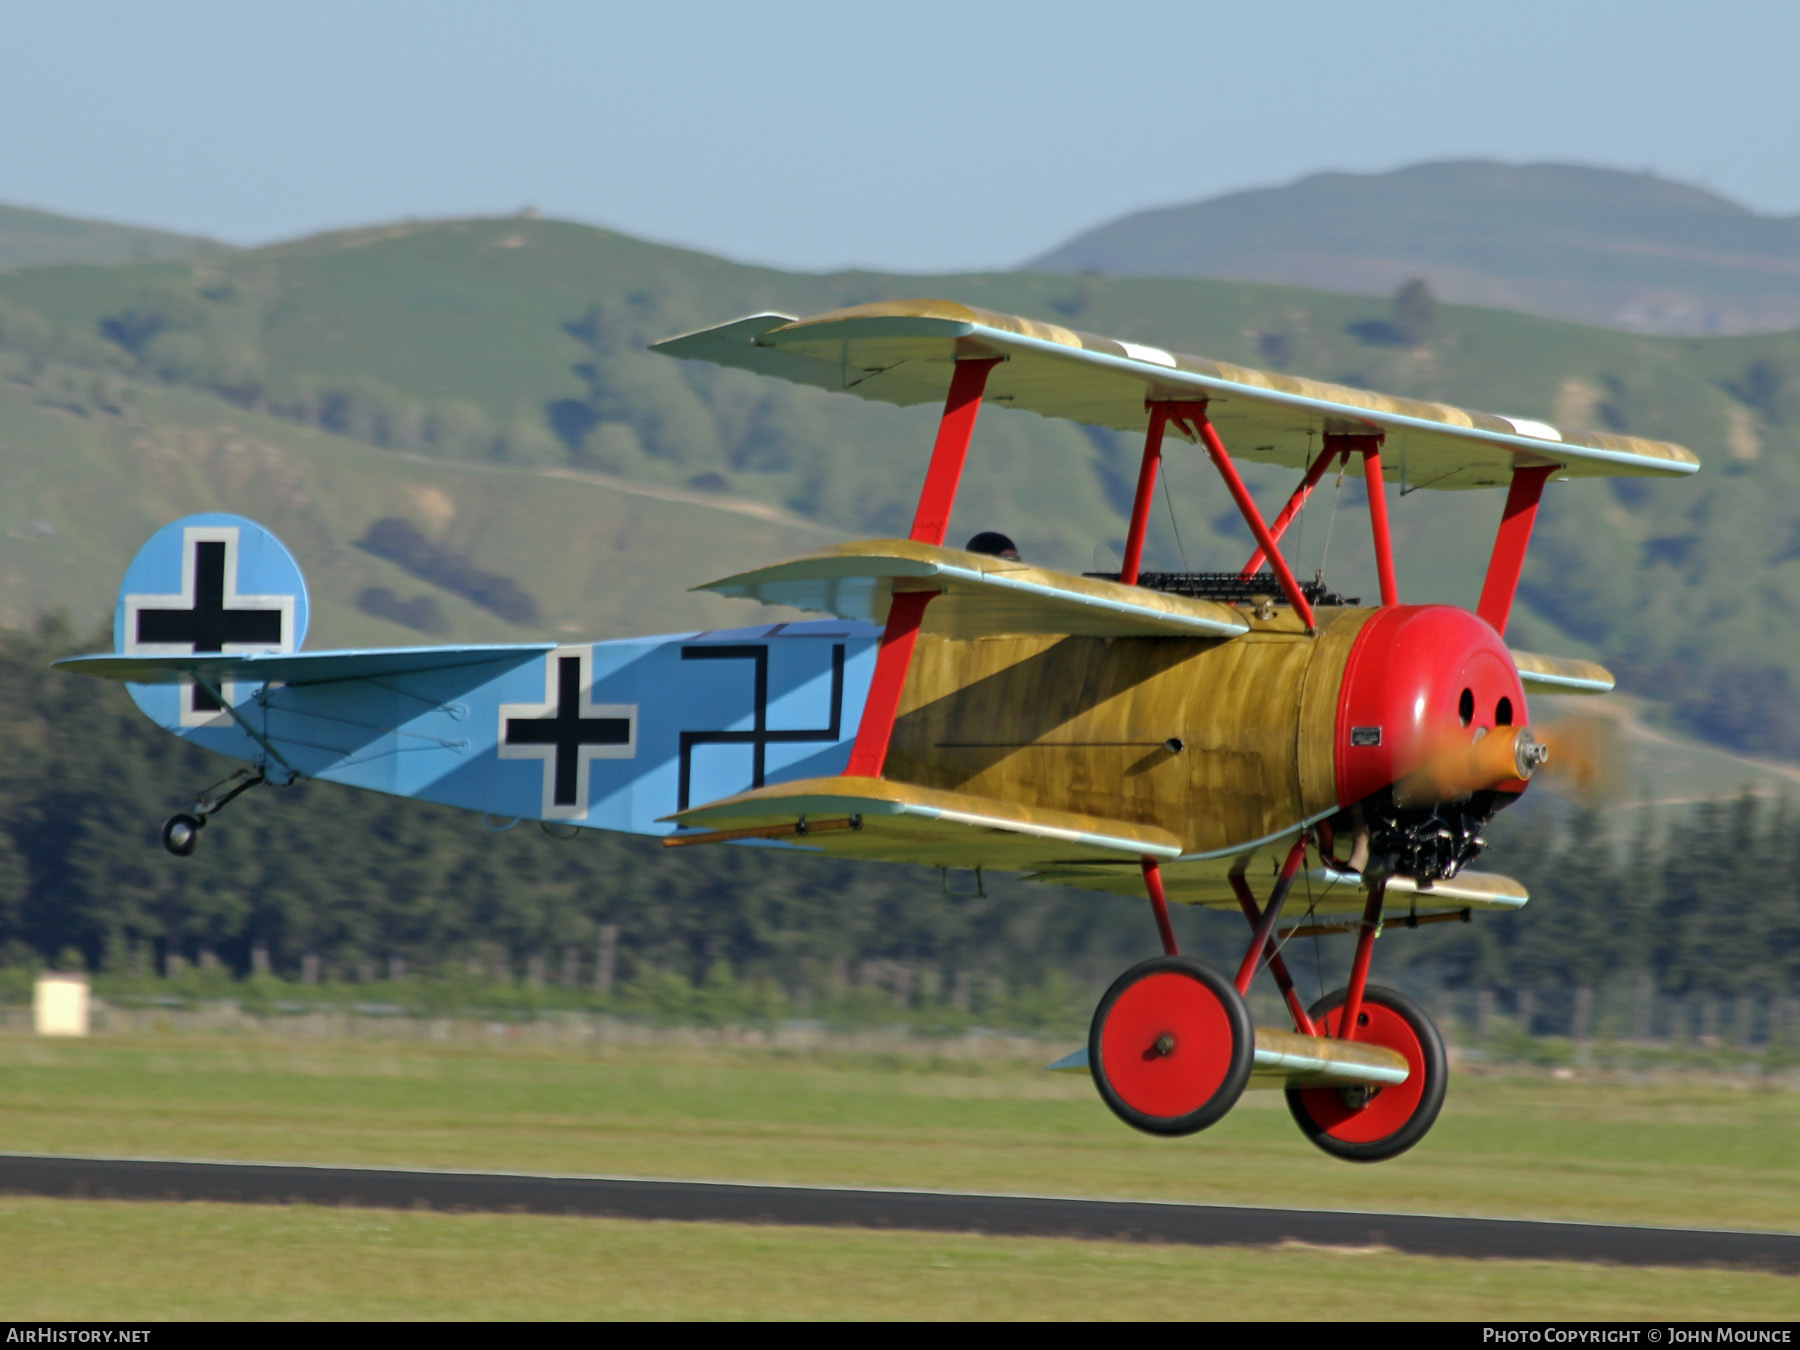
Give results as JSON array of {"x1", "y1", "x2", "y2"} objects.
[
  {"x1": 135, "y1": 539, "x2": 286, "y2": 714},
  {"x1": 676, "y1": 644, "x2": 844, "y2": 811},
  {"x1": 503, "y1": 655, "x2": 632, "y2": 807}
]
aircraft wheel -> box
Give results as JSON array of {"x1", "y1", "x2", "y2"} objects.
[
  {"x1": 161, "y1": 813, "x2": 203, "y2": 857},
  {"x1": 1286, "y1": 984, "x2": 1446, "y2": 1163},
  {"x1": 1088, "y1": 955, "x2": 1254, "y2": 1136}
]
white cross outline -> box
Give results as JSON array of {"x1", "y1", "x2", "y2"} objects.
[
  {"x1": 123, "y1": 525, "x2": 297, "y2": 728},
  {"x1": 497, "y1": 645, "x2": 637, "y2": 821}
]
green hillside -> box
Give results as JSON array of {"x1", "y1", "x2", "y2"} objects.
[
  {"x1": 0, "y1": 202, "x2": 225, "y2": 270},
  {"x1": 1029, "y1": 161, "x2": 1800, "y2": 336},
  {"x1": 0, "y1": 214, "x2": 1796, "y2": 757},
  {"x1": 0, "y1": 359, "x2": 826, "y2": 647}
]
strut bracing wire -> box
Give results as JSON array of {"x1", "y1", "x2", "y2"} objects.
[
  {"x1": 1160, "y1": 455, "x2": 1190, "y2": 571},
  {"x1": 1315, "y1": 454, "x2": 1349, "y2": 592},
  {"x1": 1289, "y1": 433, "x2": 1316, "y2": 574}
]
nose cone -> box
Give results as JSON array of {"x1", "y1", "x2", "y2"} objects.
[{"x1": 1336, "y1": 605, "x2": 1530, "y2": 810}]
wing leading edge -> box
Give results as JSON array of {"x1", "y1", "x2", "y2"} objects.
[{"x1": 1511, "y1": 650, "x2": 1615, "y2": 696}]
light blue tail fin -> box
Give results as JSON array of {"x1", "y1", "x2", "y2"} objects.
[{"x1": 111, "y1": 513, "x2": 309, "y2": 732}]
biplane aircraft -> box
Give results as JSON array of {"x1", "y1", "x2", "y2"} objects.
[{"x1": 60, "y1": 299, "x2": 1698, "y2": 1161}]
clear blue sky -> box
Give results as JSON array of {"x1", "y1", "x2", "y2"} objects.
[{"x1": 3, "y1": 0, "x2": 1796, "y2": 272}]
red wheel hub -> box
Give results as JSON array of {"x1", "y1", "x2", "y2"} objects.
[
  {"x1": 1297, "y1": 1002, "x2": 1427, "y2": 1143},
  {"x1": 1099, "y1": 971, "x2": 1237, "y2": 1119}
]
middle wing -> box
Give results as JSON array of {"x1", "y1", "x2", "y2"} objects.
[{"x1": 696, "y1": 538, "x2": 1250, "y2": 638}]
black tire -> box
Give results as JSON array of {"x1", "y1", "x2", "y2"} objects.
[
  {"x1": 1285, "y1": 983, "x2": 1447, "y2": 1163},
  {"x1": 1089, "y1": 955, "x2": 1254, "y2": 1137},
  {"x1": 161, "y1": 813, "x2": 203, "y2": 857}
]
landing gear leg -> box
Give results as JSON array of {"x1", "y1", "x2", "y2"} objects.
[
  {"x1": 1229, "y1": 838, "x2": 1316, "y2": 1035},
  {"x1": 1284, "y1": 881, "x2": 1448, "y2": 1162},
  {"x1": 161, "y1": 768, "x2": 266, "y2": 857},
  {"x1": 1087, "y1": 858, "x2": 1254, "y2": 1136}
]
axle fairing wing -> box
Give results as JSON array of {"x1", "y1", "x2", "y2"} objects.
[
  {"x1": 654, "y1": 301, "x2": 1700, "y2": 489},
  {"x1": 1049, "y1": 1029, "x2": 1413, "y2": 1090}
]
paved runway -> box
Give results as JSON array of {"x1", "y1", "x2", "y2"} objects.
[{"x1": 3, "y1": 1152, "x2": 1795, "y2": 1271}]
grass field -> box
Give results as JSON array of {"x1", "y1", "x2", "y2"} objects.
[
  {"x1": 2, "y1": 1032, "x2": 1796, "y2": 1235},
  {"x1": 2, "y1": 1031, "x2": 1797, "y2": 1319},
  {"x1": 5, "y1": 1197, "x2": 1797, "y2": 1321}
]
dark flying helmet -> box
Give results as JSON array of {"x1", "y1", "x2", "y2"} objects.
[{"x1": 964, "y1": 531, "x2": 1021, "y2": 560}]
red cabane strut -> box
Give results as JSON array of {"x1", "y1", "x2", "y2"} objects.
[
  {"x1": 1121, "y1": 401, "x2": 1318, "y2": 629},
  {"x1": 1118, "y1": 404, "x2": 1171, "y2": 587},
  {"x1": 1240, "y1": 439, "x2": 1340, "y2": 579},
  {"x1": 1239, "y1": 433, "x2": 1397, "y2": 606}
]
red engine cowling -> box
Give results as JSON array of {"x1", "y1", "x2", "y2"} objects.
[{"x1": 1335, "y1": 605, "x2": 1533, "y2": 812}]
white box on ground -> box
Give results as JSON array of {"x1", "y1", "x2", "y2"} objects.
[{"x1": 34, "y1": 972, "x2": 90, "y2": 1036}]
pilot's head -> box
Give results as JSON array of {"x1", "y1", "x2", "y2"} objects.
[{"x1": 965, "y1": 531, "x2": 1021, "y2": 561}]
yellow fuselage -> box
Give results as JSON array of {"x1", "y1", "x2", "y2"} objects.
[{"x1": 887, "y1": 607, "x2": 1373, "y2": 856}]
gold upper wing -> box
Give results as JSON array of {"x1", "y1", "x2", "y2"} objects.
[{"x1": 654, "y1": 301, "x2": 1700, "y2": 490}]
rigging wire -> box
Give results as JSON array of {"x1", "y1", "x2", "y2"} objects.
[
  {"x1": 1271, "y1": 853, "x2": 1338, "y2": 976},
  {"x1": 1297, "y1": 850, "x2": 1331, "y2": 1011},
  {"x1": 1314, "y1": 452, "x2": 1349, "y2": 589},
  {"x1": 1160, "y1": 453, "x2": 1190, "y2": 571},
  {"x1": 1288, "y1": 432, "x2": 1316, "y2": 574}
]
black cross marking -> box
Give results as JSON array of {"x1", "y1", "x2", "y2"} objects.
[
  {"x1": 136, "y1": 539, "x2": 287, "y2": 713},
  {"x1": 504, "y1": 655, "x2": 632, "y2": 807},
  {"x1": 677, "y1": 644, "x2": 845, "y2": 810}
]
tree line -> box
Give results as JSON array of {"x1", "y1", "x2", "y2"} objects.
[{"x1": 1, "y1": 620, "x2": 1796, "y2": 1010}]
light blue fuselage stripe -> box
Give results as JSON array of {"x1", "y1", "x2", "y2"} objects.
[{"x1": 111, "y1": 615, "x2": 1318, "y2": 865}]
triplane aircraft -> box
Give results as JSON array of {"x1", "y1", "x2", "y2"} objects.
[{"x1": 61, "y1": 300, "x2": 1698, "y2": 1161}]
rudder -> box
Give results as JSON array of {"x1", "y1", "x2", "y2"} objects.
[{"x1": 114, "y1": 513, "x2": 310, "y2": 734}]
